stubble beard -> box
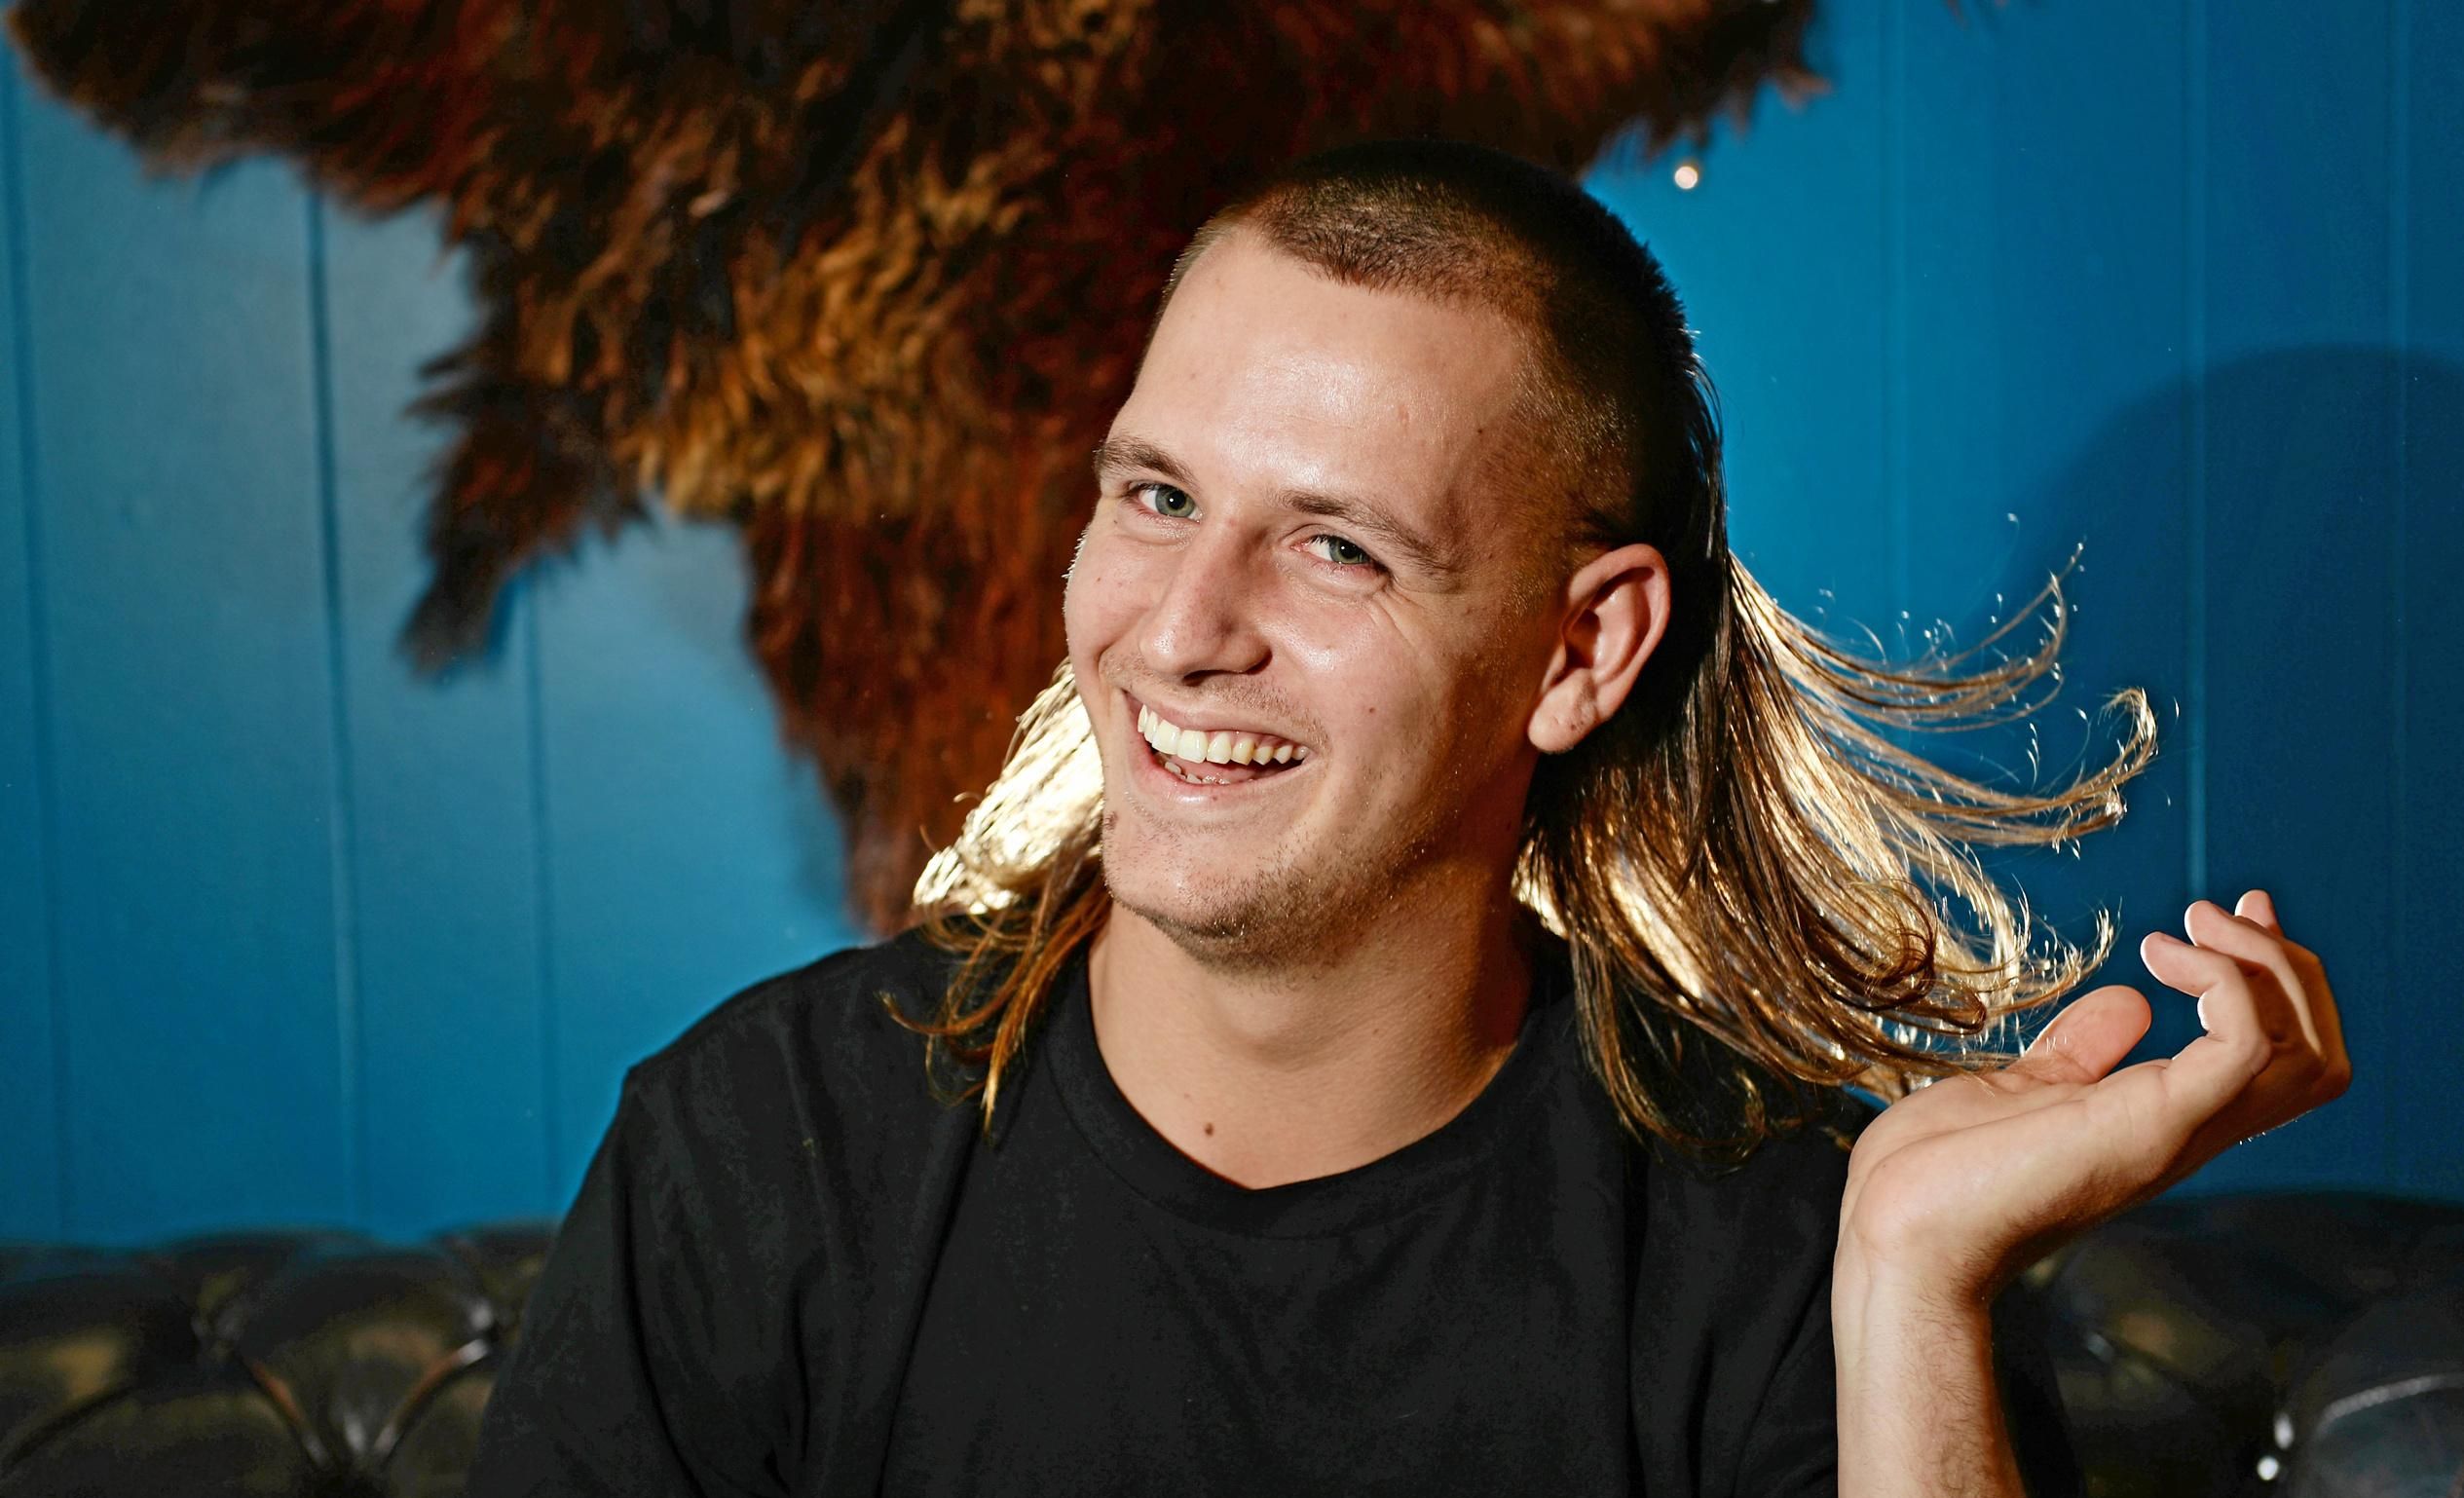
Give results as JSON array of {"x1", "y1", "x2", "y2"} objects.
[{"x1": 1098, "y1": 781, "x2": 1449, "y2": 978}]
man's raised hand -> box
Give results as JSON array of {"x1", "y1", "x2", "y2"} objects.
[{"x1": 1833, "y1": 888, "x2": 2353, "y2": 1308}]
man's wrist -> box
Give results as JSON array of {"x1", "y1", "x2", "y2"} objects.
[
  {"x1": 1831, "y1": 1239, "x2": 1994, "y2": 1347},
  {"x1": 1832, "y1": 1245, "x2": 2025, "y2": 1498}
]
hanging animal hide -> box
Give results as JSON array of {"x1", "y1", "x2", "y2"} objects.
[{"x1": 8, "y1": 0, "x2": 1827, "y2": 928}]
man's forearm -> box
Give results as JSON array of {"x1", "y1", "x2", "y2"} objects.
[{"x1": 1832, "y1": 1249, "x2": 2027, "y2": 1498}]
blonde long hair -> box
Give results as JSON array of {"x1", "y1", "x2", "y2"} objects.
[{"x1": 895, "y1": 140, "x2": 2155, "y2": 1164}]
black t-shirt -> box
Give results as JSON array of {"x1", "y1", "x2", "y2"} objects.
[{"x1": 467, "y1": 928, "x2": 2072, "y2": 1497}]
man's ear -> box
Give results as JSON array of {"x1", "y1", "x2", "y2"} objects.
[{"x1": 1528, "y1": 543, "x2": 1671, "y2": 755}]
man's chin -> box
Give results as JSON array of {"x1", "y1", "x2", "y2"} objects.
[{"x1": 1101, "y1": 857, "x2": 1324, "y2": 972}]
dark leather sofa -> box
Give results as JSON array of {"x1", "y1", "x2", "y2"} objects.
[{"x1": 4, "y1": 1193, "x2": 2461, "y2": 1496}]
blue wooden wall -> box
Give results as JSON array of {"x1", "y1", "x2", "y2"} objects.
[
  {"x1": 0, "y1": 38, "x2": 862, "y2": 1243},
  {"x1": 3, "y1": 0, "x2": 2457, "y2": 1243}
]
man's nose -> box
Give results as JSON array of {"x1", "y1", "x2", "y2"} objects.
[{"x1": 1138, "y1": 527, "x2": 1271, "y2": 681}]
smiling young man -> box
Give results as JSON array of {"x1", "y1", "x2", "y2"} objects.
[{"x1": 468, "y1": 139, "x2": 2350, "y2": 1498}]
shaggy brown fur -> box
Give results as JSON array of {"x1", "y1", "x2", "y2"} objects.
[{"x1": 8, "y1": 0, "x2": 1828, "y2": 928}]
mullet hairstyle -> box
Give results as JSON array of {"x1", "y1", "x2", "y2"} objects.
[{"x1": 899, "y1": 137, "x2": 2155, "y2": 1164}]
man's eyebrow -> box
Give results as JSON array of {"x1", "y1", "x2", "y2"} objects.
[
  {"x1": 1277, "y1": 488, "x2": 1460, "y2": 580},
  {"x1": 1090, "y1": 434, "x2": 1461, "y2": 580},
  {"x1": 1091, "y1": 435, "x2": 1194, "y2": 488}
]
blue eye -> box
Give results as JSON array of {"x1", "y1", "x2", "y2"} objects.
[{"x1": 1135, "y1": 482, "x2": 1195, "y2": 518}]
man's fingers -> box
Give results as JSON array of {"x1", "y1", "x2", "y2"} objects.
[
  {"x1": 2066, "y1": 892, "x2": 2352, "y2": 1201},
  {"x1": 2237, "y1": 881, "x2": 2345, "y2": 1068},
  {"x1": 2014, "y1": 985, "x2": 2150, "y2": 1087},
  {"x1": 2093, "y1": 1029, "x2": 2279, "y2": 1174},
  {"x1": 2183, "y1": 899, "x2": 2323, "y2": 1055},
  {"x1": 2141, "y1": 904, "x2": 2350, "y2": 1138},
  {"x1": 2075, "y1": 1048, "x2": 2271, "y2": 1199},
  {"x1": 2143, "y1": 927, "x2": 2296, "y2": 1048},
  {"x1": 2193, "y1": 891, "x2": 2350, "y2": 1096},
  {"x1": 2303, "y1": 946, "x2": 2349, "y2": 1079},
  {"x1": 2139, "y1": 934, "x2": 2279, "y2": 1096}
]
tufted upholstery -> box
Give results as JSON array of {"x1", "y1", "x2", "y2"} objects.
[
  {"x1": 0, "y1": 1227, "x2": 550, "y2": 1498},
  {"x1": 3, "y1": 1194, "x2": 2461, "y2": 1496}
]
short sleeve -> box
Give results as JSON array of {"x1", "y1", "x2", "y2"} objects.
[{"x1": 466, "y1": 1078, "x2": 789, "y2": 1498}]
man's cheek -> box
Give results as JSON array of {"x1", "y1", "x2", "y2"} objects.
[
  {"x1": 1064, "y1": 578, "x2": 1119, "y2": 664},
  {"x1": 1066, "y1": 544, "x2": 1164, "y2": 645}
]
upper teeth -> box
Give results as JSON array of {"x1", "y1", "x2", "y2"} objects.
[{"x1": 1138, "y1": 705, "x2": 1308, "y2": 767}]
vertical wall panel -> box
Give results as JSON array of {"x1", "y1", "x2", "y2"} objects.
[
  {"x1": 2396, "y1": 0, "x2": 2464, "y2": 1200},
  {"x1": 534, "y1": 517, "x2": 858, "y2": 1205},
  {"x1": 16, "y1": 91, "x2": 348, "y2": 1239},
  {"x1": 1587, "y1": 0, "x2": 1899, "y2": 633},
  {"x1": 318, "y1": 206, "x2": 553, "y2": 1237},
  {"x1": 2195, "y1": 0, "x2": 2397, "y2": 1192},
  {"x1": 0, "y1": 53, "x2": 61, "y2": 1238},
  {"x1": 1892, "y1": 0, "x2": 2196, "y2": 1061},
  {"x1": 0, "y1": 0, "x2": 2455, "y2": 1242}
]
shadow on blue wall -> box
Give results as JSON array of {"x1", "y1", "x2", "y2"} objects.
[{"x1": 1950, "y1": 344, "x2": 2456, "y2": 1196}]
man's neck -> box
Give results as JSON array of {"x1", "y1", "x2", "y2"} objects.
[{"x1": 1084, "y1": 880, "x2": 1536, "y2": 1190}]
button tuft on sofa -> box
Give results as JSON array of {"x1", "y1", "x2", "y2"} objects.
[{"x1": 0, "y1": 1225, "x2": 554, "y2": 1498}]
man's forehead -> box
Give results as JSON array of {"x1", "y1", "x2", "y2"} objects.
[
  {"x1": 1121, "y1": 240, "x2": 1553, "y2": 557},
  {"x1": 1147, "y1": 236, "x2": 1530, "y2": 403}
]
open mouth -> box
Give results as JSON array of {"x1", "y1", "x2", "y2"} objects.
[{"x1": 1135, "y1": 701, "x2": 1310, "y2": 787}]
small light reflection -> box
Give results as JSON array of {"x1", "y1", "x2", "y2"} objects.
[
  {"x1": 1672, "y1": 161, "x2": 1701, "y2": 191},
  {"x1": 2256, "y1": 1453, "x2": 2282, "y2": 1481}
]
